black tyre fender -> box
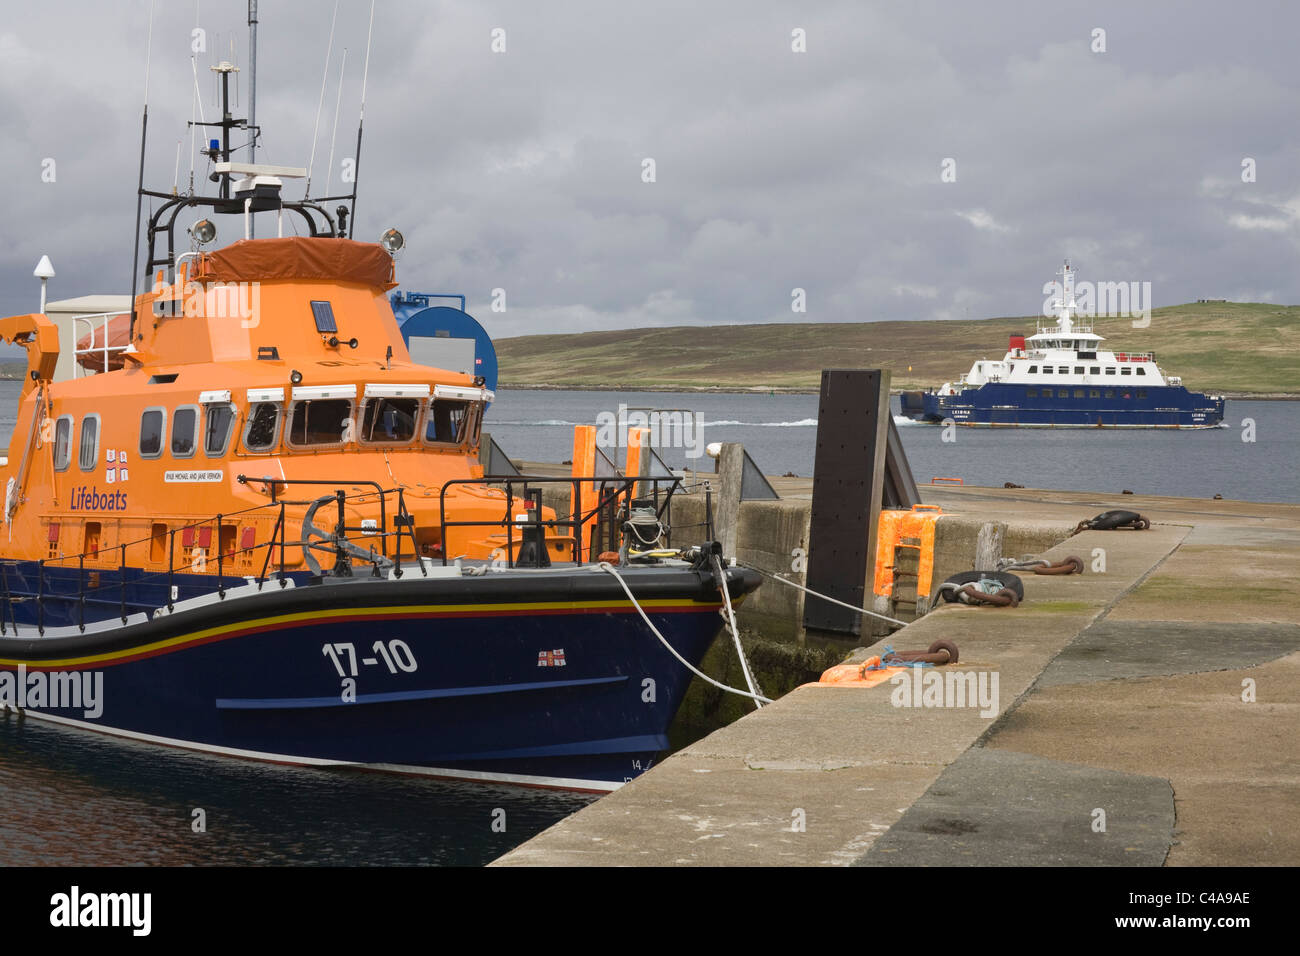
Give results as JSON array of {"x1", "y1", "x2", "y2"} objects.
[{"x1": 935, "y1": 569, "x2": 1024, "y2": 605}]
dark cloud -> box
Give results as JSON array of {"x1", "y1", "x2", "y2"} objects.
[{"x1": 2, "y1": 0, "x2": 1297, "y2": 346}]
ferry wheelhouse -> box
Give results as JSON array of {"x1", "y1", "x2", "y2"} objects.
[
  {"x1": 901, "y1": 261, "x2": 1225, "y2": 428},
  {"x1": 0, "y1": 47, "x2": 757, "y2": 792}
]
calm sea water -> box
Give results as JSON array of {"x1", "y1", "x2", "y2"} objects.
[
  {"x1": 0, "y1": 717, "x2": 592, "y2": 866},
  {"x1": 484, "y1": 389, "x2": 1300, "y2": 504},
  {"x1": 0, "y1": 380, "x2": 1292, "y2": 866}
]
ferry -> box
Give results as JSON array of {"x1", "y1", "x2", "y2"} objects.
[
  {"x1": 900, "y1": 261, "x2": 1226, "y2": 428},
  {"x1": 0, "y1": 18, "x2": 759, "y2": 792}
]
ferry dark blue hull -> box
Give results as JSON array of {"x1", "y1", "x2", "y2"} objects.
[
  {"x1": 0, "y1": 564, "x2": 756, "y2": 791},
  {"x1": 901, "y1": 383, "x2": 1225, "y2": 428}
]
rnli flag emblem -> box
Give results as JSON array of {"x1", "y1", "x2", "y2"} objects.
[{"x1": 537, "y1": 649, "x2": 567, "y2": 667}]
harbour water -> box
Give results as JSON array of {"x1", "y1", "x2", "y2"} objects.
[
  {"x1": 0, "y1": 713, "x2": 594, "y2": 866},
  {"x1": 483, "y1": 389, "x2": 1299, "y2": 504}
]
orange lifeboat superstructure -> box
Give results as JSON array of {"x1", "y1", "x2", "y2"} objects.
[{"x1": 0, "y1": 236, "x2": 570, "y2": 576}]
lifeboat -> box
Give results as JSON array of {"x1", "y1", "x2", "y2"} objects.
[{"x1": 0, "y1": 29, "x2": 758, "y2": 793}]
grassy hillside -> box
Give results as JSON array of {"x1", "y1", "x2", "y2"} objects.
[{"x1": 493, "y1": 302, "x2": 1300, "y2": 394}]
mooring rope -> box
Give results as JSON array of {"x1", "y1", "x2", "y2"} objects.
[
  {"x1": 743, "y1": 566, "x2": 908, "y2": 627},
  {"x1": 711, "y1": 554, "x2": 764, "y2": 708},
  {"x1": 599, "y1": 562, "x2": 773, "y2": 705}
]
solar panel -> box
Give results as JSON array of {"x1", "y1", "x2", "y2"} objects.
[{"x1": 310, "y1": 300, "x2": 338, "y2": 334}]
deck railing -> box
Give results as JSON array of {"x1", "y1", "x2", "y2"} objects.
[
  {"x1": 0, "y1": 483, "x2": 427, "y2": 637},
  {"x1": 70, "y1": 312, "x2": 133, "y2": 377},
  {"x1": 438, "y1": 474, "x2": 684, "y2": 567}
]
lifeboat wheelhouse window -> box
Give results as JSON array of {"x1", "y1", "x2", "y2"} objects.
[
  {"x1": 1136, "y1": 366, "x2": 1147, "y2": 375},
  {"x1": 424, "y1": 399, "x2": 477, "y2": 447},
  {"x1": 1073, "y1": 366, "x2": 1084, "y2": 375},
  {"x1": 139, "y1": 408, "x2": 166, "y2": 459},
  {"x1": 1104, "y1": 367, "x2": 1116, "y2": 375},
  {"x1": 1120, "y1": 367, "x2": 1132, "y2": 376},
  {"x1": 79, "y1": 414, "x2": 101, "y2": 471},
  {"x1": 287, "y1": 399, "x2": 354, "y2": 448},
  {"x1": 1057, "y1": 366, "x2": 1069, "y2": 374},
  {"x1": 53, "y1": 415, "x2": 73, "y2": 472},
  {"x1": 242, "y1": 402, "x2": 283, "y2": 453},
  {"x1": 1090, "y1": 366, "x2": 1100, "y2": 375},
  {"x1": 171, "y1": 405, "x2": 199, "y2": 458},
  {"x1": 359, "y1": 398, "x2": 419, "y2": 445},
  {"x1": 205, "y1": 404, "x2": 237, "y2": 457},
  {"x1": 1027, "y1": 365, "x2": 1037, "y2": 373}
]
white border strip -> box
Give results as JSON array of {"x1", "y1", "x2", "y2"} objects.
[
  {"x1": 364, "y1": 383, "x2": 431, "y2": 399},
  {"x1": 292, "y1": 384, "x2": 357, "y2": 401},
  {"x1": 11, "y1": 708, "x2": 621, "y2": 793}
]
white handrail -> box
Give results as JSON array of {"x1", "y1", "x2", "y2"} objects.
[{"x1": 70, "y1": 312, "x2": 132, "y2": 378}]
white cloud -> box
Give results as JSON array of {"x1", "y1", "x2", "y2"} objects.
[{"x1": 955, "y1": 209, "x2": 1011, "y2": 233}]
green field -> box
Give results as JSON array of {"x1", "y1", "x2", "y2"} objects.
[{"x1": 493, "y1": 301, "x2": 1300, "y2": 394}]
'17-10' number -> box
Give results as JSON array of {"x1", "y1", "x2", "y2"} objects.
[{"x1": 322, "y1": 640, "x2": 418, "y2": 676}]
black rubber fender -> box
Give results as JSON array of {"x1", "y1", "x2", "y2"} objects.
[
  {"x1": 1076, "y1": 509, "x2": 1149, "y2": 532},
  {"x1": 935, "y1": 569, "x2": 1024, "y2": 605}
]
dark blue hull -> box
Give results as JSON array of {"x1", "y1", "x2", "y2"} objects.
[
  {"x1": 902, "y1": 383, "x2": 1224, "y2": 427},
  {"x1": 0, "y1": 565, "x2": 755, "y2": 791}
]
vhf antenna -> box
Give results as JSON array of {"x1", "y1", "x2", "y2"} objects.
[{"x1": 127, "y1": 0, "x2": 157, "y2": 342}]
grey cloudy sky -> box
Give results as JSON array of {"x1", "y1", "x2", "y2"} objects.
[{"x1": 2, "y1": 0, "x2": 1298, "y2": 341}]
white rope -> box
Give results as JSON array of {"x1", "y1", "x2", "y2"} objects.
[
  {"x1": 712, "y1": 554, "x2": 763, "y2": 708},
  {"x1": 746, "y1": 566, "x2": 908, "y2": 627},
  {"x1": 599, "y1": 562, "x2": 772, "y2": 705}
]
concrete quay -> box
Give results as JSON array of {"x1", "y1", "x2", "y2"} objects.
[{"x1": 494, "y1": 485, "x2": 1299, "y2": 866}]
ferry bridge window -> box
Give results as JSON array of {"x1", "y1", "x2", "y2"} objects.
[
  {"x1": 79, "y1": 414, "x2": 100, "y2": 471},
  {"x1": 205, "y1": 403, "x2": 237, "y2": 457},
  {"x1": 1136, "y1": 366, "x2": 1147, "y2": 375},
  {"x1": 139, "y1": 408, "x2": 165, "y2": 458},
  {"x1": 425, "y1": 399, "x2": 473, "y2": 445},
  {"x1": 53, "y1": 415, "x2": 72, "y2": 471},
  {"x1": 1090, "y1": 366, "x2": 1101, "y2": 375},
  {"x1": 1105, "y1": 367, "x2": 1116, "y2": 375},
  {"x1": 242, "y1": 402, "x2": 282, "y2": 453},
  {"x1": 1120, "y1": 367, "x2": 1132, "y2": 376},
  {"x1": 287, "y1": 399, "x2": 354, "y2": 448},
  {"x1": 172, "y1": 406, "x2": 198, "y2": 458},
  {"x1": 1074, "y1": 366, "x2": 1084, "y2": 375},
  {"x1": 1057, "y1": 366, "x2": 1069, "y2": 374},
  {"x1": 1027, "y1": 365, "x2": 1038, "y2": 373},
  {"x1": 360, "y1": 398, "x2": 419, "y2": 445}
]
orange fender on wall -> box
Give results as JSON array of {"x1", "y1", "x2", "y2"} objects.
[{"x1": 812, "y1": 657, "x2": 907, "y2": 688}]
